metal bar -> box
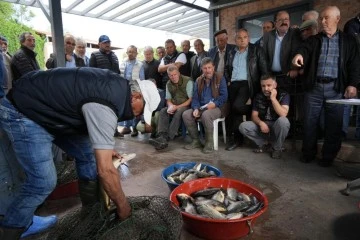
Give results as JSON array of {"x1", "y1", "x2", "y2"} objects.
[
  {"x1": 36, "y1": 0, "x2": 50, "y2": 22},
  {"x1": 209, "y1": 9, "x2": 216, "y2": 47},
  {"x1": 49, "y1": 0, "x2": 65, "y2": 67},
  {"x1": 137, "y1": 6, "x2": 192, "y2": 27},
  {"x1": 177, "y1": 23, "x2": 209, "y2": 33},
  {"x1": 149, "y1": 11, "x2": 206, "y2": 29},
  {"x1": 119, "y1": 0, "x2": 168, "y2": 23},
  {"x1": 165, "y1": 20, "x2": 208, "y2": 32},
  {"x1": 167, "y1": 0, "x2": 208, "y2": 12},
  {"x1": 159, "y1": 14, "x2": 208, "y2": 31},
  {"x1": 208, "y1": 0, "x2": 257, "y2": 10},
  {"x1": 108, "y1": 0, "x2": 152, "y2": 20},
  {"x1": 80, "y1": 0, "x2": 107, "y2": 16},
  {"x1": 94, "y1": 0, "x2": 129, "y2": 18},
  {"x1": 64, "y1": 0, "x2": 84, "y2": 13}
]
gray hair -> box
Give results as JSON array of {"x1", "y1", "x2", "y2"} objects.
[
  {"x1": 143, "y1": 46, "x2": 153, "y2": 53},
  {"x1": 76, "y1": 37, "x2": 87, "y2": 47},
  {"x1": 129, "y1": 80, "x2": 141, "y2": 93},
  {"x1": 19, "y1": 32, "x2": 33, "y2": 43},
  {"x1": 64, "y1": 33, "x2": 75, "y2": 42},
  {"x1": 302, "y1": 10, "x2": 319, "y2": 21},
  {"x1": 200, "y1": 57, "x2": 214, "y2": 67},
  {"x1": 167, "y1": 64, "x2": 179, "y2": 74}
]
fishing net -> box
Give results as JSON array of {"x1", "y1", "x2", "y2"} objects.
[
  {"x1": 44, "y1": 196, "x2": 183, "y2": 240},
  {"x1": 55, "y1": 160, "x2": 78, "y2": 185}
]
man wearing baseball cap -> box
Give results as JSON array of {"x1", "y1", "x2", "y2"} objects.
[{"x1": 0, "y1": 67, "x2": 160, "y2": 239}]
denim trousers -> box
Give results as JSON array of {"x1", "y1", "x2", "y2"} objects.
[
  {"x1": 302, "y1": 82, "x2": 343, "y2": 161},
  {"x1": 0, "y1": 98, "x2": 97, "y2": 229}
]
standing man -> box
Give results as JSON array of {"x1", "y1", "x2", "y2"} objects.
[
  {"x1": 208, "y1": 29, "x2": 236, "y2": 78},
  {"x1": 149, "y1": 65, "x2": 193, "y2": 150},
  {"x1": 75, "y1": 38, "x2": 90, "y2": 66},
  {"x1": 143, "y1": 46, "x2": 162, "y2": 87},
  {"x1": 156, "y1": 46, "x2": 166, "y2": 61},
  {"x1": 255, "y1": 21, "x2": 275, "y2": 47},
  {"x1": 89, "y1": 35, "x2": 120, "y2": 74},
  {"x1": 190, "y1": 39, "x2": 208, "y2": 81},
  {"x1": 1, "y1": 36, "x2": 12, "y2": 94},
  {"x1": 0, "y1": 68, "x2": 160, "y2": 239},
  {"x1": 119, "y1": 45, "x2": 145, "y2": 137},
  {"x1": 46, "y1": 34, "x2": 85, "y2": 69},
  {"x1": 182, "y1": 57, "x2": 228, "y2": 154},
  {"x1": 180, "y1": 40, "x2": 195, "y2": 77},
  {"x1": 158, "y1": 39, "x2": 187, "y2": 90},
  {"x1": 292, "y1": 6, "x2": 360, "y2": 166},
  {"x1": 240, "y1": 75, "x2": 290, "y2": 159},
  {"x1": 11, "y1": 32, "x2": 40, "y2": 81},
  {"x1": 224, "y1": 28, "x2": 268, "y2": 151}
]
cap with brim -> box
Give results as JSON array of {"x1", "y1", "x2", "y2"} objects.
[
  {"x1": 299, "y1": 19, "x2": 317, "y2": 31},
  {"x1": 99, "y1": 35, "x2": 111, "y2": 43},
  {"x1": 214, "y1": 29, "x2": 227, "y2": 38},
  {"x1": 0, "y1": 36, "x2": 7, "y2": 42},
  {"x1": 136, "y1": 80, "x2": 160, "y2": 125}
]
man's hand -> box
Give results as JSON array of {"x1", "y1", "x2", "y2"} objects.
[
  {"x1": 207, "y1": 102, "x2": 216, "y2": 110},
  {"x1": 167, "y1": 105, "x2": 177, "y2": 114},
  {"x1": 193, "y1": 109, "x2": 200, "y2": 118},
  {"x1": 144, "y1": 123, "x2": 152, "y2": 133},
  {"x1": 287, "y1": 69, "x2": 299, "y2": 79},
  {"x1": 344, "y1": 86, "x2": 358, "y2": 99},
  {"x1": 270, "y1": 89, "x2": 277, "y2": 101},
  {"x1": 112, "y1": 150, "x2": 122, "y2": 159},
  {"x1": 292, "y1": 54, "x2": 303, "y2": 67},
  {"x1": 259, "y1": 121, "x2": 270, "y2": 133}
]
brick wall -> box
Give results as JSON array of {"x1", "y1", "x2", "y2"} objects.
[{"x1": 219, "y1": 0, "x2": 360, "y2": 44}]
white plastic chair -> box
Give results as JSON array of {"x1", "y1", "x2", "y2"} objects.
[{"x1": 213, "y1": 118, "x2": 226, "y2": 150}]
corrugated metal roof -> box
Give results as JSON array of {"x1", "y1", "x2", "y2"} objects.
[{"x1": 4, "y1": 0, "x2": 210, "y2": 39}]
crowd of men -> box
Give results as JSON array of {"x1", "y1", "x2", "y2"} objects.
[{"x1": 0, "y1": 5, "x2": 359, "y2": 239}]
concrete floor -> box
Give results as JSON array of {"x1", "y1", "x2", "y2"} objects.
[{"x1": 30, "y1": 130, "x2": 360, "y2": 240}]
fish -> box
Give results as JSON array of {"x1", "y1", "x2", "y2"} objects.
[
  {"x1": 183, "y1": 173, "x2": 198, "y2": 182},
  {"x1": 226, "y1": 212, "x2": 244, "y2": 220},
  {"x1": 244, "y1": 202, "x2": 264, "y2": 216},
  {"x1": 166, "y1": 163, "x2": 217, "y2": 184},
  {"x1": 226, "y1": 188, "x2": 238, "y2": 201},
  {"x1": 195, "y1": 203, "x2": 226, "y2": 219},
  {"x1": 227, "y1": 200, "x2": 250, "y2": 214},
  {"x1": 191, "y1": 187, "x2": 221, "y2": 198},
  {"x1": 237, "y1": 192, "x2": 251, "y2": 202},
  {"x1": 211, "y1": 190, "x2": 225, "y2": 203}
]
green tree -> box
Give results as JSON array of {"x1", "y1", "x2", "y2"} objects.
[{"x1": 0, "y1": 2, "x2": 45, "y2": 68}]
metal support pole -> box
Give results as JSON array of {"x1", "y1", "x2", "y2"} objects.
[
  {"x1": 209, "y1": 9, "x2": 216, "y2": 47},
  {"x1": 49, "y1": 0, "x2": 65, "y2": 67}
]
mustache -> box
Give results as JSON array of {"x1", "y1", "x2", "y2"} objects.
[{"x1": 281, "y1": 23, "x2": 288, "y2": 27}]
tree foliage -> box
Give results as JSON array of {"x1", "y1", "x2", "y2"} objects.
[{"x1": 0, "y1": 2, "x2": 45, "y2": 68}]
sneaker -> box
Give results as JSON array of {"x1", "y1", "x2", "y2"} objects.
[{"x1": 271, "y1": 149, "x2": 282, "y2": 159}]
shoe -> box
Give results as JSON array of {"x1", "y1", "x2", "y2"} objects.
[
  {"x1": 21, "y1": 215, "x2": 58, "y2": 238},
  {"x1": 149, "y1": 133, "x2": 168, "y2": 150},
  {"x1": 271, "y1": 150, "x2": 282, "y2": 159},
  {"x1": 121, "y1": 127, "x2": 132, "y2": 135},
  {"x1": 114, "y1": 131, "x2": 124, "y2": 138},
  {"x1": 131, "y1": 130, "x2": 138, "y2": 137},
  {"x1": 225, "y1": 142, "x2": 241, "y2": 151},
  {"x1": 253, "y1": 143, "x2": 271, "y2": 153}
]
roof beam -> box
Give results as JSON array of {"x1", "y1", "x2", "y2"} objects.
[
  {"x1": 119, "y1": 0, "x2": 168, "y2": 23},
  {"x1": 149, "y1": 11, "x2": 205, "y2": 29},
  {"x1": 177, "y1": 23, "x2": 209, "y2": 33},
  {"x1": 159, "y1": 15, "x2": 208, "y2": 31},
  {"x1": 167, "y1": 0, "x2": 209, "y2": 12},
  {"x1": 80, "y1": 0, "x2": 107, "y2": 16},
  {"x1": 138, "y1": 6, "x2": 192, "y2": 27},
  {"x1": 36, "y1": 0, "x2": 50, "y2": 22},
  {"x1": 94, "y1": 0, "x2": 129, "y2": 18},
  {"x1": 64, "y1": 0, "x2": 84, "y2": 13},
  {"x1": 108, "y1": 0, "x2": 152, "y2": 20}
]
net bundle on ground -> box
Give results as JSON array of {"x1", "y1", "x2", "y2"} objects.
[
  {"x1": 55, "y1": 160, "x2": 78, "y2": 185},
  {"x1": 45, "y1": 196, "x2": 183, "y2": 240}
]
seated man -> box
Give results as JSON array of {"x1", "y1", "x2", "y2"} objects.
[
  {"x1": 182, "y1": 57, "x2": 228, "y2": 154},
  {"x1": 239, "y1": 74, "x2": 290, "y2": 159},
  {"x1": 149, "y1": 65, "x2": 193, "y2": 150},
  {"x1": 0, "y1": 68, "x2": 160, "y2": 239}
]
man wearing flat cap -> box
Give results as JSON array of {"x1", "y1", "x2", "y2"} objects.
[
  {"x1": 89, "y1": 35, "x2": 120, "y2": 74},
  {"x1": 299, "y1": 19, "x2": 318, "y2": 40},
  {"x1": 0, "y1": 67, "x2": 160, "y2": 239},
  {"x1": 208, "y1": 29, "x2": 236, "y2": 78}
]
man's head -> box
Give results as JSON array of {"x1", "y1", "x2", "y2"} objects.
[
  {"x1": 235, "y1": 28, "x2": 250, "y2": 50},
  {"x1": 164, "y1": 39, "x2": 176, "y2": 56},
  {"x1": 75, "y1": 38, "x2": 87, "y2": 57},
  {"x1": 300, "y1": 19, "x2": 318, "y2": 40},
  {"x1": 126, "y1": 45, "x2": 138, "y2": 61},
  {"x1": 143, "y1": 46, "x2": 154, "y2": 62},
  {"x1": 167, "y1": 65, "x2": 180, "y2": 84},
  {"x1": 262, "y1": 21, "x2": 275, "y2": 33},
  {"x1": 274, "y1": 11, "x2": 290, "y2": 35},
  {"x1": 181, "y1": 40, "x2": 191, "y2": 53},
  {"x1": 98, "y1": 35, "x2": 111, "y2": 53},
  {"x1": 0, "y1": 36, "x2": 8, "y2": 53},
  {"x1": 19, "y1": 32, "x2": 35, "y2": 51},
  {"x1": 320, "y1": 6, "x2": 340, "y2": 36},
  {"x1": 130, "y1": 80, "x2": 160, "y2": 125},
  {"x1": 156, "y1": 46, "x2": 165, "y2": 59},
  {"x1": 64, "y1": 34, "x2": 76, "y2": 54},
  {"x1": 214, "y1": 29, "x2": 228, "y2": 51},
  {"x1": 194, "y1": 39, "x2": 205, "y2": 54},
  {"x1": 201, "y1": 57, "x2": 215, "y2": 79},
  {"x1": 302, "y1": 10, "x2": 319, "y2": 22},
  {"x1": 260, "y1": 74, "x2": 277, "y2": 97}
]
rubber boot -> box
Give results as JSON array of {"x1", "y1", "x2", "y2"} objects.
[
  {"x1": 184, "y1": 125, "x2": 202, "y2": 150},
  {"x1": 78, "y1": 180, "x2": 99, "y2": 207},
  {"x1": 149, "y1": 132, "x2": 168, "y2": 150},
  {"x1": 202, "y1": 131, "x2": 214, "y2": 154},
  {"x1": 21, "y1": 215, "x2": 57, "y2": 238},
  {"x1": 0, "y1": 226, "x2": 24, "y2": 240}
]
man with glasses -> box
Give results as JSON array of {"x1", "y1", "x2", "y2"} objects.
[
  {"x1": 46, "y1": 34, "x2": 85, "y2": 69},
  {"x1": 10, "y1": 32, "x2": 40, "y2": 81}
]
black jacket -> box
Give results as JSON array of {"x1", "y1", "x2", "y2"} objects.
[
  {"x1": 224, "y1": 44, "x2": 268, "y2": 98},
  {"x1": 89, "y1": 50, "x2": 120, "y2": 74},
  {"x1": 7, "y1": 67, "x2": 133, "y2": 135},
  {"x1": 208, "y1": 44, "x2": 236, "y2": 73},
  {"x1": 45, "y1": 53, "x2": 85, "y2": 69},
  {"x1": 296, "y1": 31, "x2": 360, "y2": 92},
  {"x1": 10, "y1": 46, "x2": 40, "y2": 81}
]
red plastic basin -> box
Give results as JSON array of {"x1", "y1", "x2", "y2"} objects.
[{"x1": 169, "y1": 177, "x2": 268, "y2": 240}]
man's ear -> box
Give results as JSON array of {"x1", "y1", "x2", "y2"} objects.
[{"x1": 273, "y1": 81, "x2": 277, "y2": 88}]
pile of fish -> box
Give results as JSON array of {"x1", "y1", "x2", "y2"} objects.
[
  {"x1": 166, "y1": 163, "x2": 217, "y2": 184},
  {"x1": 176, "y1": 187, "x2": 264, "y2": 220}
]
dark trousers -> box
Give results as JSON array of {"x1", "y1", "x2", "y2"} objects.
[
  {"x1": 226, "y1": 81, "x2": 251, "y2": 142},
  {"x1": 302, "y1": 82, "x2": 343, "y2": 161}
]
